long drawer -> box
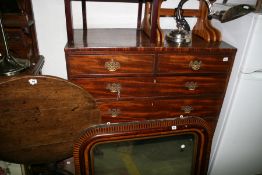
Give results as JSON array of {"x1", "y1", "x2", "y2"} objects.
[
  {"x1": 67, "y1": 54, "x2": 154, "y2": 76},
  {"x1": 98, "y1": 98, "x2": 222, "y2": 120},
  {"x1": 71, "y1": 77, "x2": 155, "y2": 99},
  {"x1": 158, "y1": 54, "x2": 233, "y2": 74},
  {"x1": 71, "y1": 75, "x2": 227, "y2": 99}
]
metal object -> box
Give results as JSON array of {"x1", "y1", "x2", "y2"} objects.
[
  {"x1": 165, "y1": 0, "x2": 191, "y2": 44},
  {"x1": 222, "y1": 0, "x2": 228, "y2": 4},
  {"x1": 203, "y1": 0, "x2": 255, "y2": 22},
  {"x1": 189, "y1": 60, "x2": 202, "y2": 70},
  {"x1": 218, "y1": 4, "x2": 255, "y2": 23},
  {"x1": 185, "y1": 81, "x2": 198, "y2": 91},
  {"x1": 108, "y1": 108, "x2": 121, "y2": 118},
  {"x1": 205, "y1": 0, "x2": 216, "y2": 18},
  {"x1": 106, "y1": 82, "x2": 121, "y2": 99},
  {"x1": 0, "y1": 13, "x2": 30, "y2": 76},
  {"x1": 106, "y1": 83, "x2": 121, "y2": 93},
  {"x1": 181, "y1": 105, "x2": 193, "y2": 114},
  {"x1": 208, "y1": 3, "x2": 255, "y2": 23},
  {"x1": 166, "y1": 29, "x2": 191, "y2": 44},
  {"x1": 104, "y1": 59, "x2": 120, "y2": 72}
]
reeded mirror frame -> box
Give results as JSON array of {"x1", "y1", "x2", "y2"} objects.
[{"x1": 74, "y1": 117, "x2": 212, "y2": 175}]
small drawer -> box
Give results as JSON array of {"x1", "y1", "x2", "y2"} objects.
[
  {"x1": 67, "y1": 54, "x2": 154, "y2": 76},
  {"x1": 154, "y1": 98, "x2": 222, "y2": 117},
  {"x1": 155, "y1": 76, "x2": 227, "y2": 97},
  {"x1": 71, "y1": 77, "x2": 155, "y2": 100},
  {"x1": 98, "y1": 98, "x2": 222, "y2": 123},
  {"x1": 158, "y1": 54, "x2": 233, "y2": 74}
]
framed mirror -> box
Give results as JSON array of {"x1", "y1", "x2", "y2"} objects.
[{"x1": 74, "y1": 117, "x2": 212, "y2": 175}]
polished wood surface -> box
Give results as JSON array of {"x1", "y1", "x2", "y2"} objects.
[
  {"x1": 0, "y1": 75, "x2": 100, "y2": 164},
  {"x1": 65, "y1": 29, "x2": 234, "y2": 51},
  {"x1": 65, "y1": 28, "x2": 236, "y2": 133},
  {"x1": 71, "y1": 75, "x2": 227, "y2": 99},
  {"x1": 98, "y1": 98, "x2": 222, "y2": 119},
  {"x1": 193, "y1": 0, "x2": 221, "y2": 42},
  {"x1": 67, "y1": 54, "x2": 154, "y2": 76},
  {"x1": 0, "y1": 0, "x2": 39, "y2": 59},
  {"x1": 143, "y1": 0, "x2": 221, "y2": 42},
  {"x1": 73, "y1": 117, "x2": 213, "y2": 175},
  {"x1": 158, "y1": 54, "x2": 233, "y2": 73},
  {"x1": 65, "y1": 28, "x2": 235, "y2": 175}
]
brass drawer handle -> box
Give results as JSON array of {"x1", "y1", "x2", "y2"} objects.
[
  {"x1": 181, "y1": 106, "x2": 194, "y2": 114},
  {"x1": 108, "y1": 108, "x2": 121, "y2": 117},
  {"x1": 189, "y1": 60, "x2": 202, "y2": 70},
  {"x1": 106, "y1": 83, "x2": 121, "y2": 93},
  {"x1": 185, "y1": 81, "x2": 198, "y2": 90},
  {"x1": 106, "y1": 83, "x2": 121, "y2": 99},
  {"x1": 105, "y1": 59, "x2": 120, "y2": 72}
]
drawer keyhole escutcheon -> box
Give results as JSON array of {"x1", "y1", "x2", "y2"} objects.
[
  {"x1": 181, "y1": 106, "x2": 193, "y2": 114},
  {"x1": 106, "y1": 83, "x2": 121, "y2": 99},
  {"x1": 105, "y1": 59, "x2": 120, "y2": 72},
  {"x1": 189, "y1": 60, "x2": 202, "y2": 70},
  {"x1": 185, "y1": 81, "x2": 198, "y2": 90},
  {"x1": 108, "y1": 108, "x2": 121, "y2": 118}
]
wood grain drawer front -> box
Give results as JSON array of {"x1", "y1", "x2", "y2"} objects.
[
  {"x1": 71, "y1": 77, "x2": 154, "y2": 99},
  {"x1": 98, "y1": 100, "x2": 155, "y2": 121},
  {"x1": 158, "y1": 54, "x2": 232, "y2": 74},
  {"x1": 67, "y1": 54, "x2": 154, "y2": 76},
  {"x1": 98, "y1": 98, "x2": 221, "y2": 122},
  {"x1": 155, "y1": 76, "x2": 227, "y2": 96},
  {"x1": 154, "y1": 99, "x2": 222, "y2": 117}
]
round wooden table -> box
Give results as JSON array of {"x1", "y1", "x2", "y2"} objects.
[{"x1": 0, "y1": 75, "x2": 100, "y2": 164}]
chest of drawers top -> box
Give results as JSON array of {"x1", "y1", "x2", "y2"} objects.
[{"x1": 64, "y1": 29, "x2": 236, "y2": 54}]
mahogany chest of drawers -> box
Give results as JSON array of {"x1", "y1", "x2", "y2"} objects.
[{"x1": 65, "y1": 29, "x2": 236, "y2": 132}]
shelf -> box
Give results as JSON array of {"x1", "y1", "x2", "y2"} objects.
[{"x1": 65, "y1": 28, "x2": 235, "y2": 52}]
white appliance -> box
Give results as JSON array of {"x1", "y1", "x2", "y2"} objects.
[{"x1": 208, "y1": 12, "x2": 262, "y2": 175}]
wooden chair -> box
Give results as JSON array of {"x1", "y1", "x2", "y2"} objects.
[
  {"x1": 0, "y1": 75, "x2": 101, "y2": 174},
  {"x1": 74, "y1": 116, "x2": 213, "y2": 175}
]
